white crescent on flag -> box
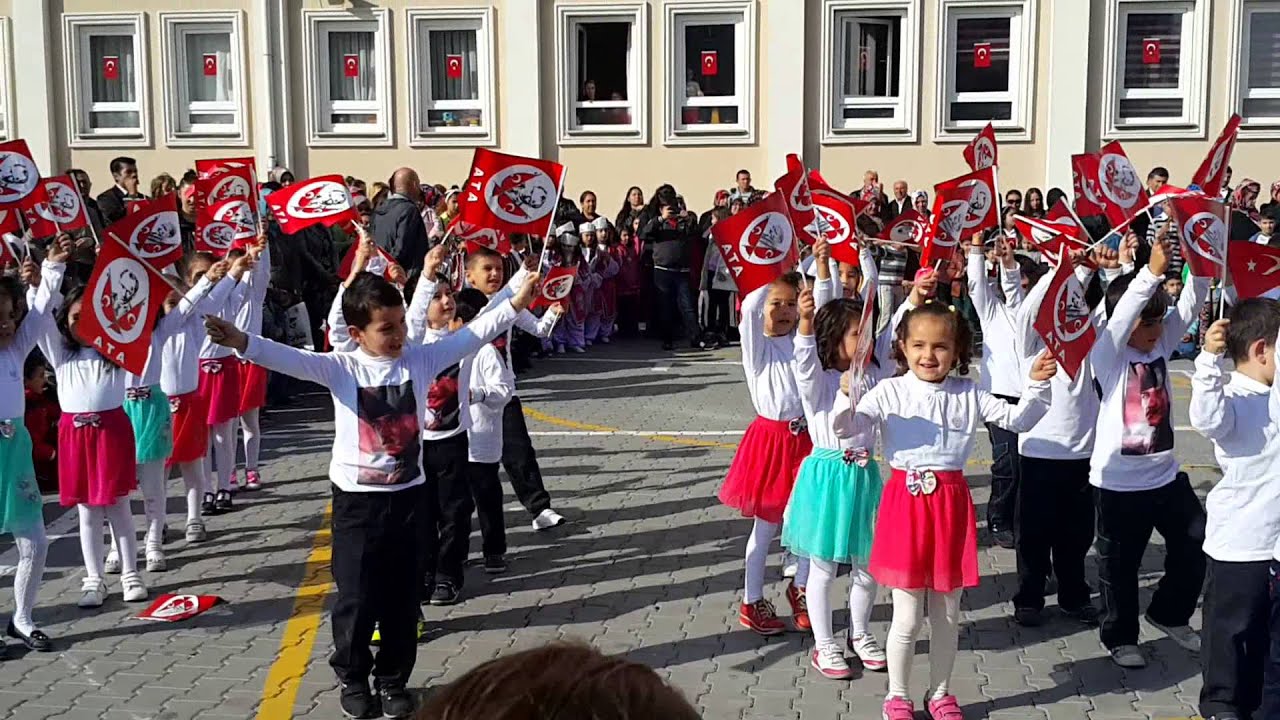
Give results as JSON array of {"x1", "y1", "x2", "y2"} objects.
[{"x1": 449, "y1": 57, "x2": 460, "y2": 72}]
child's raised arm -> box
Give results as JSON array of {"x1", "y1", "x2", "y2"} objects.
[
  {"x1": 205, "y1": 315, "x2": 342, "y2": 387},
  {"x1": 1189, "y1": 318, "x2": 1235, "y2": 441}
]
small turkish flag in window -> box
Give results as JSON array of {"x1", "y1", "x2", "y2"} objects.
[
  {"x1": 202, "y1": 53, "x2": 218, "y2": 77},
  {"x1": 701, "y1": 50, "x2": 718, "y2": 76},
  {"x1": 1143, "y1": 37, "x2": 1161, "y2": 65},
  {"x1": 973, "y1": 43, "x2": 992, "y2": 69},
  {"x1": 858, "y1": 46, "x2": 870, "y2": 70},
  {"x1": 343, "y1": 53, "x2": 359, "y2": 78},
  {"x1": 102, "y1": 55, "x2": 120, "y2": 81},
  {"x1": 446, "y1": 54, "x2": 463, "y2": 79}
]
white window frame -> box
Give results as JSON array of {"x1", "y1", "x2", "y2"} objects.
[
  {"x1": 407, "y1": 7, "x2": 497, "y2": 147},
  {"x1": 159, "y1": 11, "x2": 248, "y2": 146},
  {"x1": 934, "y1": 0, "x2": 1036, "y2": 142},
  {"x1": 61, "y1": 12, "x2": 151, "y2": 148},
  {"x1": 663, "y1": 0, "x2": 757, "y2": 146},
  {"x1": 0, "y1": 19, "x2": 13, "y2": 141},
  {"x1": 1101, "y1": 0, "x2": 1208, "y2": 140},
  {"x1": 301, "y1": 8, "x2": 393, "y2": 147},
  {"x1": 821, "y1": 0, "x2": 921, "y2": 144},
  {"x1": 553, "y1": 2, "x2": 649, "y2": 146},
  {"x1": 1229, "y1": 0, "x2": 1280, "y2": 137}
]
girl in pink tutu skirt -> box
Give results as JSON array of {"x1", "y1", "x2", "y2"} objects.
[
  {"x1": 718, "y1": 270, "x2": 811, "y2": 636},
  {"x1": 844, "y1": 280, "x2": 1057, "y2": 720}
]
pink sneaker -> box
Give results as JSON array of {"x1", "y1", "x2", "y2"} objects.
[
  {"x1": 228, "y1": 471, "x2": 239, "y2": 491},
  {"x1": 244, "y1": 470, "x2": 262, "y2": 491},
  {"x1": 881, "y1": 697, "x2": 915, "y2": 720},
  {"x1": 926, "y1": 694, "x2": 964, "y2": 720}
]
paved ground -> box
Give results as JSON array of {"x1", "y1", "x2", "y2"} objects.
[{"x1": 0, "y1": 340, "x2": 1217, "y2": 720}]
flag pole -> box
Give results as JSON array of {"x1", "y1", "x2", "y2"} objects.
[{"x1": 1218, "y1": 239, "x2": 1229, "y2": 320}]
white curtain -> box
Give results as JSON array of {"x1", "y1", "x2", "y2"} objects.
[
  {"x1": 328, "y1": 31, "x2": 376, "y2": 102},
  {"x1": 428, "y1": 29, "x2": 477, "y2": 101},
  {"x1": 89, "y1": 34, "x2": 136, "y2": 129},
  {"x1": 185, "y1": 32, "x2": 233, "y2": 104}
]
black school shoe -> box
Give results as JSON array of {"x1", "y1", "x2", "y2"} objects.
[
  {"x1": 7, "y1": 621, "x2": 52, "y2": 652},
  {"x1": 340, "y1": 681, "x2": 380, "y2": 719},
  {"x1": 1013, "y1": 607, "x2": 1043, "y2": 627},
  {"x1": 379, "y1": 686, "x2": 415, "y2": 719},
  {"x1": 429, "y1": 580, "x2": 461, "y2": 606},
  {"x1": 202, "y1": 493, "x2": 217, "y2": 515},
  {"x1": 484, "y1": 555, "x2": 508, "y2": 574},
  {"x1": 214, "y1": 490, "x2": 233, "y2": 512}
]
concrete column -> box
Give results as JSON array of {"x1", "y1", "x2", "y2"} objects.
[
  {"x1": 1043, "y1": 0, "x2": 1091, "y2": 190},
  {"x1": 13, "y1": 0, "x2": 55, "y2": 170},
  {"x1": 501, "y1": 0, "x2": 541, "y2": 156},
  {"x1": 763, "y1": 0, "x2": 806, "y2": 179}
]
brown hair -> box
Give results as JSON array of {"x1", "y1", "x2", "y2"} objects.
[
  {"x1": 768, "y1": 271, "x2": 802, "y2": 295},
  {"x1": 892, "y1": 300, "x2": 973, "y2": 376},
  {"x1": 150, "y1": 172, "x2": 177, "y2": 199},
  {"x1": 418, "y1": 642, "x2": 701, "y2": 720}
]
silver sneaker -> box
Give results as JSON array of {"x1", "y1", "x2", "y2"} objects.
[
  {"x1": 78, "y1": 577, "x2": 107, "y2": 608},
  {"x1": 532, "y1": 509, "x2": 565, "y2": 531},
  {"x1": 103, "y1": 550, "x2": 121, "y2": 574}
]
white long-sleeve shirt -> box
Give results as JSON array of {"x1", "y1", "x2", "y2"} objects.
[
  {"x1": 967, "y1": 248, "x2": 1026, "y2": 398},
  {"x1": 1088, "y1": 267, "x2": 1209, "y2": 491},
  {"x1": 740, "y1": 284, "x2": 803, "y2": 421},
  {"x1": 467, "y1": 342, "x2": 514, "y2": 463},
  {"x1": 0, "y1": 261, "x2": 64, "y2": 420},
  {"x1": 233, "y1": 245, "x2": 271, "y2": 335},
  {"x1": 199, "y1": 275, "x2": 249, "y2": 360},
  {"x1": 238, "y1": 299, "x2": 519, "y2": 492},
  {"x1": 1189, "y1": 349, "x2": 1280, "y2": 562},
  {"x1": 39, "y1": 313, "x2": 129, "y2": 415},
  {"x1": 127, "y1": 275, "x2": 224, "y2": 389},
  {"x1": 160, "y1": 276, "x2": 238, "y2": 397}
]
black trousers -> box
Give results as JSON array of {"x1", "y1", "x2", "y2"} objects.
[
  {"x1": 1095, "y1": 474, "x2": 1207, "y2": 649},
  {"x1": 329, "y1": 484, "x2": 423, "y2": 689},
  {"x1": 422, "y1": 432, "x2": 473, "y2": 588},
  {"x1": 468, "y1": 462, "x2": 507, "y2": 557},
  {"x1": 1201, "y1": 558, "x2": 1270, "y2": 719},
  {"x1": 1262, "y1": 562, "x2": 1280, "y2": 719},
  {"x1": 985, "y1": 394, "x2": 1021, "y2": 533},
  {"x1": 706, "y1": 288, "x2": 733, "y2": 336},
  {"x1": 500, "y1": 397, "x2": 551, "y2": 517},
  {"x1": 1013, "y1": 456, "x2": 1095, "y2": 612}
]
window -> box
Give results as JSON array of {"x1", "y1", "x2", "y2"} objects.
[
  {"x1": 937, "y1": 0, "x2": 1034, "y2": 139},
  {"x1": 302, "y1": 9, "x2": 393, "y2": 145},
  {"x1": 0, "y1": 19, "x2": 12, "y2": 140},
  {"x1": 160, "y1": 12, "x2": 247, "y2": 145},
  {"x1": 822, "y1": 0, "x2": 920, "y2": 141},
  {"x1": 62, "y1": 13, "x2": 150, "y2": 145},
  {"x1": 554, "y1": 3, "x2": 648, "y2": 144},
  {"x1": 664, "y1": 1, "x2": 756, "y2": 143},
  {"x1": 1237, "y1": 2, "x2": 1280, "y2": 126},
  {"x1": 1103, "y1": 0, "x2": 1207, "y2": 137},
  {"x1": 408, "y1": 8, "x2": 496, "y2": 145}
]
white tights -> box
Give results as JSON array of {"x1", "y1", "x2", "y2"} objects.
[
  {"x1": 239, "y1": 409, "x2": 260, "y2": 472},
  {"x1": 806, "y1": 558, "x2": 877, "y2": 647},
  {"x1": 10, "y1": 524, "x2": 47, "y2": 635},
  {"x1": 743, "y1": 518, "x2": 810, "y2": 603},
  {"x1": 78, "y1": 499, "x2": 137, "y2": 578},
  {"x1": 208, "y1": 420, "x2": 235, "y2": 492},
  {"x1": 178, "y1": 460, "x2": 206, "y2": 523},
  {"x1": 137, "y1": 460, "x2": 166, "y2": 552},
  {"x1": 885, "y1": 588, "x2": 962, "y2": 701}
]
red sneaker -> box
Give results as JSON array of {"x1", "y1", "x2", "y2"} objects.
[
  {"x1": 925, "y1": 694, "x2": 965, "y2": 720},
  {"x1": 786, "y1": 582, "x2": 811, "y2": 631},
  {"x1": 738, "y1": 598, "x2": 786, "y2": 636}
]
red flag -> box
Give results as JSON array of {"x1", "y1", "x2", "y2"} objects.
[
  {"x1": 338, "y1": 240, "x2": 397, "y2": 281},
  {"x1": 34, "y1": 176, "x2": 89, "y2": 233},
  {"x1": 807, "y1": 170, "x2": 867, "y2": 267},
  {"x1": 973, "y1": 43, "x2": 992, "y2": 68},
  {"x1": 710, "y1": 191, "x2": 800, "y2": 296},
  {"x1": 445, "y1": 54, "x2": 463, "y2": 79},
  {"x1": 701, "y1": 51, "x2": 719, "y2": 76},
  {"x1": 0, "y1": 208, "x2": 20, "y2": 238},
  {"x1": 18, "y1": 183, "x2": 55, "y2": 239},
  {"x1": 448, "y1": 219, "x2": 512, "y2": 256},
  {"x1": 136, "y1": 593, "x2": 225, "y2": 622},
  {"x1": 1013, "y1": 216, "x2": 1089, "y2": 265},
  {"x1": 0, "y1": 140, "x2": 41, "y2": 206},
  {"x1": 458, "y1": 148, "x2": 565, "y2": 236},
  {"x1": 102, "y1": 56, "x2": 120, "y2": 81},
  {"x1": 1044, "y1": 199, "x2": 1088, "y2": 242},
  {"x1": 1142, "y1": 38, "x2": 1161, "y2": 65},
  {"x1": 77, "y1": 235, "x2": 173, "y2": 375},
  {"x1": 202, "y1": 53, "x2": 218, "y2": 77},
  {"x1": 194, "y1": 157, "x2": 257, "y2": 210},
  {"x1": 267, "y1": 175, "x2": 358, "y2": 232},
  {"x1": 1071, "y1": 153, "x2": 1104, "y2": 217},
  {"x1": 775, "y1": 154, "x2": 818, "y2": 246},
  {"x1": 922, "y1": 183, "x2": 975, "y2": 273},
  {"x1": 1229, "y1": 241, "x2": 1280, "y2": 300},
  {"x1": 532, "y1": 265, "x2": 576, "y2": 310},
  {"x1": 879, "y1": 209, "x2": 928, "y2": 248},
  {"x1": 935, "y1": 167, "x2": 999, "y2": 238},
  {"x1": 206, "y1": 197, "x2": 257, "y2": 246},
  {"x1": 1034, "y1": 257, "x2": 1096, "y2": 381},
  {"x1": 1167, "y1": 196, "x2": 1229, "y2": 277},
  {"x1": 1191, "y1": 114, "x2": 1240, "y2": 199},
  {"x1": 963, "y1": 122, "x2": 998, "y2": 172},
  {"x1": 343, "y1": 54, "x2": 359, "y2": 78},
  {"x1": 106, "y1": 194, "x2": 184, "y2": 270},
  {"x1": 1093, "y1": 141, "x2": 1147, "y2": 228}
]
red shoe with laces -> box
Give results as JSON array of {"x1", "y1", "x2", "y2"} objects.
[
  {"x1": 786, "y1": 581, "x2": 811, "y2": 631},
  {"x1": 738, "y1": 598, "x2": 786, "y2": 636}
]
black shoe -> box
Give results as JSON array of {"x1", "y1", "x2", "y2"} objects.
[
  {"x1": 1061, "y1": 603, "x2": 1101, "y2": 626},
  {"x1": 1013, "y1": 607, "x2": 1043, "y2": 627},
  {"x1": 6, "y1": 621, "x2": 52, "y2": 652},
  {"x1": 483, "y1": 555, "x2": 507, "y2": 574},
  {"x1": 214, "y1": 490, "x2": 233, "y2": 512},
  {"x1": 993, "y1": 529, "x2": 1015, "y2": 549},
  {"x1": 1044, "y1": 573, "x2": 1059, "y2": 596},
  {"x1": 429, "y1": 581, "x2": 461, "y2": 606},
  {"x1": 202, "y1": 493, "x2": 217, "y2": 515},
  {"x1": 339, "y1": 681, "x2": 380, "y2": 719},
  {"x1": 379, "y1": 686, "x2": 415, "y2": 719}
]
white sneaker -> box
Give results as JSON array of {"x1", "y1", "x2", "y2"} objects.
[
  {"x1": 103, "y1": 550, "x2": 121, "y2": 574},
  {"x1": 1146, "y1": 617, "x2": 1201, "y2": 653},
  {"x1": 848, "y1": 632, "x2": 888, "y2": 672},
  {"x1": 1110, "y1": 645, "x2": 1146, "y2": 668},
  {"x1": 810, "y1": 642, "x2": 852, "y2": 680},
  {"x1": 569, "y1": 346, "x2": 586, "y2": 354},
  {"x1": 121, "y1": 572, "x2": 148, "y2": 603},
  {"x1": 532, "y1": 509, "x2": 566, "y2": 531},
  {"x1": 146, "y1": 550, "x2": 167, "y2": 573},
  {"x1": 185, "y1": 521, "x2": 207, "y2": 543},
  {"x1": 78, "y1": 577, "x2": 106, "y2": 608},
  {"x1": 782, "y1": 551, "x2": 798, "y2": 579}
]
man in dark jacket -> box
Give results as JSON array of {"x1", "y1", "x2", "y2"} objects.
[
  {"x1": 96, "y1": 156, "x2": 145, "y2": 225},
  {"x1": 641, "y1": 198, "x2": 702, "y2": 350},
  {"x1": 371, "y1": 167, "x2": 430, "y2": 294}
]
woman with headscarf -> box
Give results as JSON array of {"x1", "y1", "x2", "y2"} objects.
[
  {"x1": 1260, "y1": 181, "x2": 1280, "y2": 222},
  {"x1": 1230, "y1": 179, "x2": 1262, "y2": 223},
  {"x1": 268, "y1": 166, "x2": 294, "y2": 187}
]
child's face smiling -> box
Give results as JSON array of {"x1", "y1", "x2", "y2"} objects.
[
  {"x1": 466, "y1": 256, "x2": 504, "y2": 295},
  {"x1": 838, "y1": 263, "x2": 861, "y2": 298},
  {"x1": 903, "y1": 314, "x2": 956, "y2": 383},
  {"x1": 763, "y1": 284, "x2": 799, "y2": 336},
  {"x1": 427, "y1": 287, "x2": 456, "y2": 330},
  {"x1": 349, "y1": 305, "x2": 407, "y2": 358}
]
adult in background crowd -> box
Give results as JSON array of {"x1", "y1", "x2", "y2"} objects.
[
  {"x1": 729, "y1": 170, "x2": 760, "y2": 206},
  {"x1": 913, "y1": 190, "x2": 930, "y2": 218},
  {"x1": 1004, "y1": 188, "x2": 1023, "y2": 212},
  {"x1": 1259, "y1": 182, "x2": 1280, "y2": 221},
  {"x1": 1023, "y1": 187, "x2": 1046, "y2": 219},
  {"x1": 615, "y1": 186, "x2": 646, "y2": 236},
  {"x1": 269, "y1": 166, "x2": 295, "y2": 187},
  {"x1": 67, "y1": 169, "x2": 105, "y2": 233},
  {"x1": 150, "y1": 173, "x2": 177, "y2": 200},
  {"x1": 371, "y1": 167, "x2": 430, "y2": 295},
  {"x1": 640, "y1": 188, "x2": 702, "y2": 350},
  {"x1": 96, "y1": 156, "x2": 145, "y2": 225},
  {"x1": 885, "y1": 180, "x2": 911, "y2": 219}
]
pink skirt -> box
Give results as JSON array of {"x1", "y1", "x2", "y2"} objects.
[
  {"x1": 238, "y1": 361, "x2": 268, "y2": 414},
  {"x1": 199, "y1": 357, "x2": 243, "y2": 425},
  {"x1": 167, "y1": 391, "x2": 210, "y2": 467},
  {"x1": 57, "y1": 408, "x2": 137, "y2": 508},
  {"x1": 868, "y1": 468, "x2": 978, "y2": 593},
  {"x1": 718, "y1": 415, "x2": 812, "y2": 524}
]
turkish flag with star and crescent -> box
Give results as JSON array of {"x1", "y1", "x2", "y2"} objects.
[
  {"x1": 963, "y1": 122, "x2": 998, "y2": 172},
  {"x1": 701, "y1": 51, "x2": 719, "y2": 76},
  {"x1": 1167, "y1": 195, "x2": 1230, "y2": 278},
  {"x1": 76, "y1": 234, "x2": 174, "y2": 375},
  {"x1": 343, "y1": 54, "x2": 359, "y2": 78},
  {"x1": 1191, "y1": 114, "x2": 1240, "y2": 200},
  {"x1": 458, "y1": 148, "x2": 566, "y2": 237},
  {"x1": 973, "y1": 43, "x2": 992, "y2": 68},
  {"x1": 775, "y1": 154, "x2": 818, "y2": 246},
  {"x1": 102, "y1": 56, "x2": 120, "y2": 81},
  {"x1": 807, "y1": 169, "x2": 868, "y2": 267},
  {"x1": 1033, "y1": 256, "x2": 1096, "y2": 381},
  {"x1": 1229, "y1": 241, "x2": 1280, "y2": 300},
  {"x1": 106, "y1": 193, "x2": 185, "y2": 270},
  {"x1": 1092, "y1": 141, "x2": 1148, "y2": 229},
  {"x1": 202, "y1": 54, "x2": 218, "y2": 77},
  {"x1": 446, "y1": 54, "x2": 463, "y2": 79},
  {"x1": 1142, "y1": 38, "x2": 1161, "y2": 65},
  {"x1": 710, "y1": 191, "x2": 799, "y2": 296},
  {"x1": 532, "y1": 264, "x2": 577, "y2": 310},
  {"x1": 1013, "y1": 216, "x2": 1089, "y2": 265},
  {"x1": 267, "y1": 175, "x2": 358, "y2": 232}
]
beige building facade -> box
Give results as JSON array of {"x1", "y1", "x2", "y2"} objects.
[{"x1": 6, "y1": 0, "x2": 1280, "y2": 209}]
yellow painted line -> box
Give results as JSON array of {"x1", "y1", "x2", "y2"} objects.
[{"x1": 256, "y1": 503, "x2": 334, "y2": 720}]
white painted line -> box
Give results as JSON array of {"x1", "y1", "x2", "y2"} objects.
[{"x1": 653, "y1": 363, "x2": 671, "y2": 373}]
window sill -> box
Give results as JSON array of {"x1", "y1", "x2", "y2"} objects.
[
  {"x1": 409, "y1": 131, "x2": 497, "y2": 148},
  {"x1": 932, "y1": 125, "x2": 1030, "y2": 143},
  {"x1": 69, "y1": 133, "x2": 149, "y2": 149},
  {"x1": 306, "y1": 131, "x2": 394, "y2": 148},
  {"x1": 822, "y1": 125, "x2": 916, "y2": 144},
  {"x1": 558, "y1": 129, "x2": 648, "y2": 147},
  {"x1": 165, "y1": 133, "x2": 249, "y2": 148},
  {"x1": 1101, "y1": 123, "x2": 1205, "y2": 141},
  {"x1": 1234, "y1": 123, "x2": 1280, "y2": 140}
]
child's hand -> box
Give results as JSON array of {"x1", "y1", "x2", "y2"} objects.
[
  {"x1": 423, "y1": 243, "x2": 449, "y2": 279},
  {"x1": 206, "y1": 259, "x2": 230, "y2": 283},
  {"x1": 1093, "y1": 246, "x2": 1119, "y2": 270},
  {"x1": 1203, "y1": 318, "x2": 1230, "y2": 356},
  {"x1": 1119, "y1": 231, "x2": 1139, "y2": 267},
  {"x1": 970, "y1": 232, "x2": 984, "y2": 250},
  {"x1": 548, "y1": 302, "x2": 564, "y2": 316},
  {"x1": 1029, "y1": 350, "x2": 1058, "y2": 382},
  {"x1": 813, "y1": 238, "x2": 830, "y2": 265},
  {"x1": 204, "y1": 315, "x2": 248, "y2": 353},
  {"x1": 47, "y1": 234, "x2": 73, "y2": 264},
  {"x1": 839, "y1": 370, "x2": 852, "y2": 397},
  {"x1": 1068, "y1": 248, "x2": 1090, "y2": 268},
  {"x1": 388, "y1": 263, "x2": 407, "y2": 286},
  {"x1": 798, "y1": 288, "x2": 815, "y2": 321},
  {"x1": 911, "y1": 268, "x2": 938, "y2": 304},
  {"x1": 1149, "y1": 235, "x2": 1171, "y2": 277},
  {"x1": 512, "y1": 272, "x2": 542, "y2": 312},
  {"x1": 19, "y1": 259, "x2": 38, "y2": 287}
]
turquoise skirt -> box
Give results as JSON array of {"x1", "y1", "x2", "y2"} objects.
[
  {"x1": 782, "y1": 449, "x2": 883, "y2": 565},
  {"x1": 0, "y1": 420, "x2": 44, "y2": 534},
  {"x1": 123, "y1": 387, "x2": 173, "y2": 464}
]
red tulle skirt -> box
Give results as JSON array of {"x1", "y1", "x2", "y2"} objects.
[
  {"x1": 238, "y1": 361, "x2": 268, "y2": 414},
  {"x1": 868, "y1": 468, "x2": 978, "y2": 592},
  {"x1": 198, "y1": 357, "x2": 242, "y2": 425},
  {"x1": 58, "y1": 408, "x2": 137, "y2": 508},
  {"x1": 718, "y1": 415, "x2": 812, "y2": 524},
  {"x1": 167, "y1": 391, "x2": 210, "y2": 467}
]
